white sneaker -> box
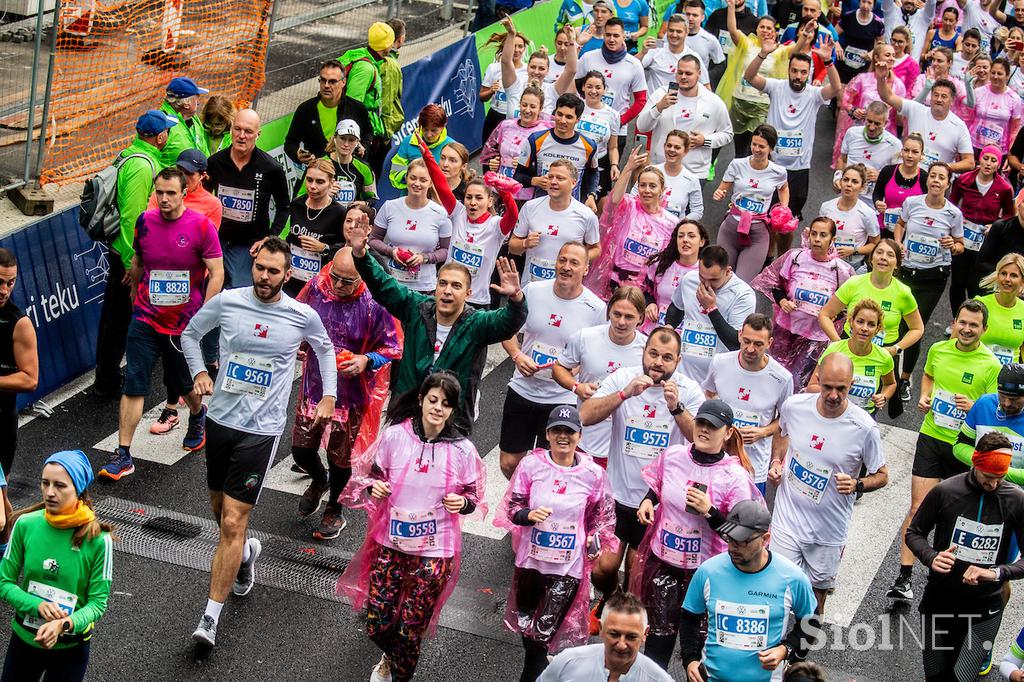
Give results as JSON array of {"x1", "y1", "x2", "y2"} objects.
[{"x1": 370, "y1": 655, "x2": 393, "y2": 682}]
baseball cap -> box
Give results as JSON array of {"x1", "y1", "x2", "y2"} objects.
[
  {"x1": 546, "y1": 405, "x2": 582, "y2": 433},
  {"x1": 717, "y1": 500, "x2": 772, "y2": 543},
  {"x1": 694, "y1": 399, "x2": 734, "y2": 428},
  {"x1": 334, "y1": 119, "x2": 361, "y2": 139},
  {"x1": 592, "y1": 0, "x2": 612, "y2": 10},
  {"x1": 368, "y1": 22, "x2": 396, "y2": 52},
  {"x1": 136, "y1": 109, "x2": 178, "y2": 136},
  {"x1": 175, "y1": 148, "x2": 208, "y2": 174},
  {"x1": 167, "y1": 76, "x2": 210, "y2": 98},
  {"x1": 998, "y1": 363, "x2": 1024, "y2": 397}
]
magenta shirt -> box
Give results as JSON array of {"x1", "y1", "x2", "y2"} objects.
[{"x1": 132, "y1": 207, "x2": 222, "y2": 335}]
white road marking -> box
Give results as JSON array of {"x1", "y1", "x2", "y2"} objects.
[
  {"x1": 92, "y1": 402, "x2": 197, "y2": 465},
  {"x1": 462, "y1": 444, "x2": 508, "y2": 540}
]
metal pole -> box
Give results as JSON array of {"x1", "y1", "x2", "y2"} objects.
[
  {"x1": 463, "y1": 0, "x2": 476, "y2": 36},
  {"x1": 33, "y1": 0, "x2": 60, "y2": 186},
  {"x1": 441, "y1": 0, "x2": 453, "y2": 21},
  {"x1": 22, "y1": 2, "x2": 48, "y2": 184}
]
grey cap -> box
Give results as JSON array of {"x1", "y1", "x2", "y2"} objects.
[
  {"x1": 547, "y1": 405, "x2": 582, "y2": 433},
  {"x1": 717, "y1": 500, "x2": 772, "y2": 542},
  {"x1": 695, "y1": 399, "x2": 734, "y2": 428},
  {"x1": 998, "y1": 363, "x2": 1024, "y2": 397}
]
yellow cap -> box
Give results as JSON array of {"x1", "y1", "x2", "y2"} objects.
[{"x1": 368, "y1": 22, "x2": 395, "y2": 52}]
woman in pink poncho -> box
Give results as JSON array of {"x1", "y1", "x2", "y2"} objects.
[
  {"x1": 495, "y1": 404, "x2": 618, "y2": 682},
  {"x1": 639, "y1": 219, "x2": 708, "y2": 333},
  {"x1": 336, "y1": 372, "x2": 486, "y2": 682},
  {"x1": 480, "y1": 85, "x2": 553, "y2": 201},
  {"x1": 751, "y1": 217, "x2": 854, "y2": 391},
  {"x1": 585, "y1": 145, "x2": 678, "y2": 298},
  {"x1": 630, "y1": 399, "x2": 762, "y2": 670},
  {"x1": 831, "y1": 42, "x2": 905, "y2": 168},
  {"x1": 890, "y1": 27, "x2": 920, "y2": 94}
]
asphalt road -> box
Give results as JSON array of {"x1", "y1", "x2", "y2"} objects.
[{"x1": 0, "y1": 104, "x2": 983, "y2": 682}]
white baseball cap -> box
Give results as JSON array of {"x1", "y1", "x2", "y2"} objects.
[{"x1": 335, "y1": 119, "x2": 361, "y2": 139}]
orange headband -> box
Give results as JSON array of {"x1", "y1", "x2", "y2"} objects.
[{"x1": 972, "y1": 449, "x2": 1012, "y2": 477}]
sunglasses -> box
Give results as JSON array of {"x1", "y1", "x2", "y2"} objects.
[{"x1": 328, "y1": 269, "x2": 359, "y2": 286}]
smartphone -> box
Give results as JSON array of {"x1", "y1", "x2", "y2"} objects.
[
  {"x1": 633, "y1": 132, "x2": 650, "y2": 151},
  {"x1": 685, "y1": 482, "x2": 709, "y2": 515},
  {"x1": 668, "y1": 81, "x2": 680, "y2": 94}
]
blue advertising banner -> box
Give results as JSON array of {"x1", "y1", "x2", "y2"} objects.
[
  {"x1": 378, "y1": 34, "x2": 485, "y2": 202},
  {"x1": 3, "y1": 206, "x2": 104, "y2": 409}
]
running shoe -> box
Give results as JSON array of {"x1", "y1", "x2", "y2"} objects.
[
  {"x1": 182, "y1": 405, "x2": 207, "y2": 452},
  {"x1": 314, "y1": 506, "x2": 347, "y2": 540},
  {"x1": 149, "y1": 408, "x2": 180, "y2": 435},
  {"x1": 886, "y1": 574, "x2": 913, "y2": 600},
  {"x1": 98, "y1": 447, "x2": 135, "y2": 481},
  {"x1": 192, "y1": 614, "x2": 217, "y2": 647},
  {"x1": 979, "y1": 655, "x2": 994, "y2": 676},
  {"x1": 370, "y1": 655, "x2": 393, "y2": 682},
  {"x1": 299, "y1": 480, "x2": 328, "y2": 517},
  {"x1": 898, "y1": 379, "x2": 912, "y2": 404},
  {"x1": 232, "y1": 537, "x2": 262, "y2": 597}
]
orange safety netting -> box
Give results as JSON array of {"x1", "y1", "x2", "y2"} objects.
[{"x1": 37, "y1": 0, "x2": 273, "y2": 184}]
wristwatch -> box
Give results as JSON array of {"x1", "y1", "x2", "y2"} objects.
[
  {"x1": 61, "y1": 618, "x2": 72, "y2": 633},
  {"x1": 855, "y1": 479, "x2": 865, "y2": 494},
  {"x1": 669, "y1": 404, "x2": 685, "y2": 416}
]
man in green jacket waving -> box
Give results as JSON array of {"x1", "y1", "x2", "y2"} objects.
[
  {"x1": 93, "y1": 110, "x2": 176, "y2": 399},
  {"x1": 347, "y1": 213, "x2": 527, "y2": 434}
]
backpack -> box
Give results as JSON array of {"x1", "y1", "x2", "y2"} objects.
[{"x1": 79, "y1": 153, "x2": 157, "y2": 243}]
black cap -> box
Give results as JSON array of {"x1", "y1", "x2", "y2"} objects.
[
  {"x1": 547, "y1": 405, "x2": 582, "y2": 433},
  {"x1": 175, "y1": 148, "x2": 208, "y2": 174},
  {"x1": 695, "y1": 399, "x2": 734, "y2": 428},
  {"x1": 717, "y1": 500, "x2": 772, "y2": 542},
  {"x1": 998, "y1": 363, "x2": 1024, "y2": 397}
]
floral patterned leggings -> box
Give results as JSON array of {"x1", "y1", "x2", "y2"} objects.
[{"x1": 365, "y1": 545, "x2": 454, "y2": 682}]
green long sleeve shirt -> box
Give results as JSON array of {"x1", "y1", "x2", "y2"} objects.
[
  {"x1": 112, "y1": 138, "x2": 162, "y2": 269},
  {"x1": 159, "y1": 100, "x2": 209, "y2": 168},
  {"x1": 380, "y1": 53, "x2": 404, "y2": 137},
  {"x1": 0, "y1": 510, "x2": 113, "y2": 649}
]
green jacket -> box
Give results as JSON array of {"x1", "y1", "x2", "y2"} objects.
[
  {"x1": 340, "y1": 46, "x2": 386, "y2": 137},
  {"x1": 160, "y1": 100, "x2": 209, "y2": 168},
  {"x1": 113, "y1": 138, "x2": 162, "y2": 269},
  {"x1": 380, "y1": 52, "x2": 404, "y2": 137},
  {"x1": 354, "y1": 250, "x2": 527, "y2": 432},
  {"x1": 0, "y1": 510, "x2": 113, "y2": 649}
]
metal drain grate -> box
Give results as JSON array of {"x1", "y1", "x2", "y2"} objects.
[{"x1": 95, "y1": 497, "x2": 515, "y2": 644}]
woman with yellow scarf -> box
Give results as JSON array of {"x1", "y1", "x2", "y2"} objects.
[
  {"x1": 0, "y1": 450, "x2": 113, "y2": 680},
  {"x1": 717, "y1": 0, "x2": 815, "y2": 157}
]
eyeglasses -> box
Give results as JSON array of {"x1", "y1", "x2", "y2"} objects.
[
  {"x1": 319, "y1": 77, "x2": 342, "y2": 85},
  {"x1": 328, "y1": 269, "x2": 359, "y2": 286}
]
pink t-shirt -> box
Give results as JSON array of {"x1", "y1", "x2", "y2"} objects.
[
  {"x1": 132, "y1": 207, "x2": 222, "y2": 335},
  {"x1": 970, "y1": 85, "x2": 1024, "y2": 152}
]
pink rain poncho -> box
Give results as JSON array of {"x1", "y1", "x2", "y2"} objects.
[
  {"x1": 586, "y1": 194, "x2": 677, "y2": 299},
  {"x1": 494, "y1": 448, "x2": 618, "y2": 652},
  {"x1": 641, "y1": 260, "x2": 698, "y2": 334},
  {"x1": 628, "y1": 444, "x2": 762, "y2": 634},
  {"x1": 335, "y1": 418, "x2": 487, "y2": 635},
  {"x1": 751, "y1": 247, "x2": 853, "y2": 390},
  {"x1": 479, "y1": 117, "x2": 553, "y2": 201},
  {"x1": 296, "y1": 268, "x2": 402, "y2": 461}
]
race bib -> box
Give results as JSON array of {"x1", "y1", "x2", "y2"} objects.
[
  {"x1": 622, "y1": 231, "x2": 659, "y2": 268},
  {"x1": 792, "y1": 280, "x2": 831, "y2": 316},
  {"x1": 844, "y1": 45, "x2": 869, "y2": 69},
  {"x1": 389, "y1": 507, "x2": 438, "y2": 552},
  {"x1": 528, "y1": 341, "x2": 562, "y2": 375},
  {"x1": 834, "y1": 232, "x2": 857, "y2": 250},
  {"x1": 388, "y1": 257, "x2": 421, "y2": 283},
  {"x1": 734, "y1": 195, "x2": 766, "y2": 214},
  {"x1": 883, "y1": 209, "x2": 900, "y2": 229},
  {"x1": 529, "y1": 257, "x2": 556, "y2": 281},
  {"x1": 148, "y1": 269, "x2": 189, "y2": 307},
  {"x1": 577, "y1": 118, "x2": 610, "y2": 140},
  {"x1": 776, "y1": 130, "x2": 804, "y2": 157},
  {"x1": 718, "y1": 29, "x2": 736, "y2": 54},
  {"x1": 906, "y1": 234, "x2": 941, "y2": 265},
  {"x1": 290, "y1": 245, "x2": 321, "y2": 282},
  {"x1": 494, "y1": 88, "x2": 508, "y2": 104},
  {"x1": 623, "y1": 415, "x2": 671, "y2": 459},
  {"x1": 335, "y1": 179, "x2": 356, "y2": 205},
  {"x1": 656, "y1": 519, "x2": 701, "y2": 569},
  {"x1": 528, "y1": 519, "x2": 578, "y2": 564},
  {"x1": 963, "y1": 220, "x2": 985, "y2": 252},
  {"x1": 849, "y1": 373, "x2": 877, "y2": 408},
  {"x1": 22, "y1": 581, "x2": 77, "y2": 631},
  {"x1": 449, "y1": 239, "x2": 484, "y2": 275},
  {"x1": 978, "y1": 123, "x2": 1004, "y2": 145},
  {"x1": 732, "y1": 406, "x2": 761, "y2": 429},
  {"x1": 871, "y1": 329, "x2": 886, "y2": 347},
  {"x1": 715, "y1": 600, "x2": 770, "y2": 651},
  {"x1": 786, "y1": 450, "x2": 833, "y2": 504},
  {"x1": 222, "y1": 353, "x2": 273, "y2": 398},
  {"x1": 219, "y1": 185, "x2": 255, "y2": 222},
  {"x1": 922, "y1": 147, "x2": 942, "y2": 168},
  {"x1": 681, "y1": 319, "x2": 718, "y2": 358},
  {"x1": 987, "y1": 342, "x2": 1016, "y2": 366},
  {"x1": 951, "y1": 516, "x2": 1002, "y2": 565},
  {"x1": 931, "y1": 388, "x2": 967, "y2": 431},
  {"x1": 601, "y1": 89, "x2": 616, "y2": 107}
]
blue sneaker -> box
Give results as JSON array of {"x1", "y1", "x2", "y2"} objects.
[
  {"x1": 182, "y1": 405, "x2": 207, "y2": 452},
  {"x1": 98, "y1": 447, "x2": 135, "y2": 481}
]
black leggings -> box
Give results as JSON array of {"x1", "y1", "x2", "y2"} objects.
[
  {"x1": 1, "y1": 634, "x2": 90, "y2": 682},
  {"x1": 644, "y1": 633, "x2": 677, "y2": 669},
  {"x1": 949, "y1": 250, "x2": 980, "y2": 314},
  {"x1": 521, "y1": 636, "x2": 549, "y2": 682},
  {"x1": 291, "y1": 446, "x2": 352, "y2": 507},
  {"x1": 787, "y1": 168, "x2": 810, "y2": 221},
  {"x1": 900, "y1": 265, "x2": 950, "y2": 375}
]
